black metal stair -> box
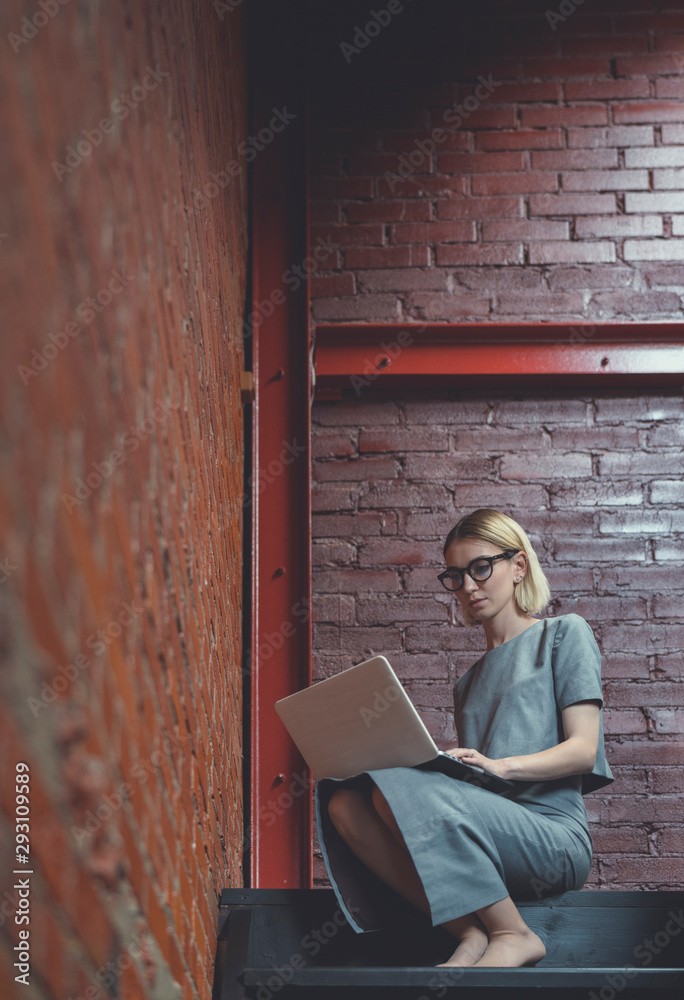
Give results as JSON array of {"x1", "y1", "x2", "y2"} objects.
[{"x1": 213, "y1": 888, "x2": 684, "y2": 1000}]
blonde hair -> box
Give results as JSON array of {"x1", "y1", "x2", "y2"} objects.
[{"x1": 443, "y1": 508, "x2": 551, "y2": 626}]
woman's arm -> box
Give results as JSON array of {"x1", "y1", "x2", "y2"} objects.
[{"x1": 447, "y1": 700, "x2": 601, "y2": 781}]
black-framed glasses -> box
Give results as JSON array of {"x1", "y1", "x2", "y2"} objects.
[{"x1": 437, "y1": 549, "x2": 520, "y2": 592}]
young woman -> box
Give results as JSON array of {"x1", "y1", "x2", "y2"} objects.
[{"x1": 315, "y1": 507, "x2": 614, "y2": 968}]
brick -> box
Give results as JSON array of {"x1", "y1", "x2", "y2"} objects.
[
  {"x1": 408, "y1": 292, "x2": 491, "y2": 318},
  {"x1": 594, "y1": 395, "x2": 684, "y2": 422},
  {"x1": 562, "y1": 170, "x2": 649, "y2": 191},
  {"x1": 529, "y1": 242, "x2": 616, "y2": 264},
  {"x1": 524, "y1": 57, "x2": 612, "y2": 78},
  {"x1": 475, "y1": 129, "x2": 563, "y2": 151},
  {"x1": 356, "y1": 268, "x2": 448, "y2": 292},
  {"x1": 451, "y1": 266, "x2": 544, "y2": 291},
  {"x1": 615, "y1": 54, "x2": 683, "y2": 76},
  {"x1": 312, "y1": 511, "x2": 397, "y2": 539},
  {"x1": 567, "y1": 126, "x2": 654, "y2": 148},
  {"x1": 532, "y1": 149, "x2": 618, "y2": 169},
  {"x1": 653, "y1": 167, "x2": 684, "y2": 188},
  {"x1": 522, "y1": 107, "x2": 609, "y2": 128},
  {"x1": 378, "y1": 174, "x2": 468, "y2": 197},
  {"x1": 482, "y1": 220, "x2": 569, "y2": 241},
  {"x1": 642, "y1": 262, "x2": 684, "y2": 285},
  {"x1": 390, "y1": 221, "x2": 476, "y2": 243},
  {"x1": 575, "y1": 216, "x2": 663, "y2": 238},
  {"x1": 309, "y1": 273, "x2": 356, "y2": 297},
  {"x1": 311, "y1": 295, "x2": 399, "y2": 321},
  {"x1": 548, "y1": 266, "x2": 635, "y2": 289},
  {"x1": 345, "y1": 246, "x2": 430, "y2": 268},
  {"x1": 436, "y1": 196, "x2": 524, "y2": 220},
  {"x1": 313, "y1": 451, "x2": 400, "y2": 481},
  {"x1": 615, "y1": 103, "x2": 684, "y2": 125},
  {"x1": 599, "y1": 451, "x2": 684, "y2": 475},
  {"x1": 359, "y1": 427, "x2": 449, "y2": 452},
  {"x1": 530, "y1": 193, "x2": 616, "y2": 215},
  {"x1": 562, "y1": 37, "x2": 649, "y2": 58},
  {"x1": 355, "y1": 597, "x2": 445, "y2": 625},
  {"x1": 651, "y1": 479, "x2": 684, "y2": 503},
  {"x1": 500, "y1": 452, "x2": 592, "y2": 480},
  {"x1": 310, "y1": 223, "x2": 383, "y2": 247},
  {"x1": 313, "y1": 399, "x2": 401, "y2": 425},
  {"x1": 661, "y1": 124, "x2": 684, "y2": 144},
  {"x1": 312, "y1": 568, "x2": 399, "y2": 593},
  {"x1": 345, "y1": 200, "x2": 431, "y2": 223},
  {"x1": 472, "y1": 172, "x2": 559, "y2": 195},
  {"x1": 358, "y1": 483, "x2": 450, "y2": 508},
  {"x1": 491, "y1": 292, "x2": 584, "y2": 313},
  {"x1": 625, "y1": 191, "x2": 684, "y2": 212},
  {"x1": 592, "y1": 292, "x2": 681, "y2": 312},
  {"x1": 626, "y1": 146, "x2": 684, "y2": 167},
  {"x1": 311, "y1": 432, "x2": 355, "y2": 459},
  {"x1": 624, "y1": 239, "x2": 684, "y2": 260},
  {"x1": 613, "y1": 12, "x2": 684, "y2": 33},
  {"x1": 655, "y1": 78, "x2": 684, "y2": 99},
  {"x1": 438, "y1": 151, "x2": 525, "y2": 173},
  {"x1": 484, "y1": 82, "x2": 562, "y2": 103},
  {"x1": 436, "y1": 243, "x2": 524, "y2": 266},
  {"x1": 357, "y1": 539, "x2": 438, "y2": 567},
  {"x1": 311, "y1": 486, "x2": 356, "y2": 510}
]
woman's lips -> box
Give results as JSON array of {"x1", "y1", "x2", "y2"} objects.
[{"x1": 469, "y1": 598, "x2": 486, "y2": 608}]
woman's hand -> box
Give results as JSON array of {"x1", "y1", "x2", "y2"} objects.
[{"x1": 444, "y1": 746, "x2": 509, "y2": 779}]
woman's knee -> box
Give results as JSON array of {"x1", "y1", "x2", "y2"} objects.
[{"x1": 327, "y1": 788, "x2": 367, "y2": 839}]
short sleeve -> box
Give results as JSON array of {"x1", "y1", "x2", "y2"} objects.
[{"x1": 552, "y1": 614, "x2": 604, "y2": 710}]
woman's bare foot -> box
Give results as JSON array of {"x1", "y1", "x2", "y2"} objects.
[
  {"x1": 470, "y1": 927, "x2": 546, "y2": 968},
  {"x1": 436, "y1": 926, "x2": 489, "y2": 967}
]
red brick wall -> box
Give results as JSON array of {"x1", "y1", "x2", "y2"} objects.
[
  {"x1": 309, "y1": 0, "x2": 684, "y2": 892},
  {"x1": 0, "y1": 2, "x2": 247, "y2": 999}
]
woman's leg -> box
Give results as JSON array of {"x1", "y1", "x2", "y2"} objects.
[{"x1": 327, "y1": 785, "x2": 489, "y2": 965}]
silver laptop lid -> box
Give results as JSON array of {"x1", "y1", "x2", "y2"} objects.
[{"x1": 274, "y1": 655, "x2": 439, "y2": 780}]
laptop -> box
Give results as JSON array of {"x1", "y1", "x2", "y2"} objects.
[{"x1": 274, "y1": 654, "x2": 514, "y2": 794}]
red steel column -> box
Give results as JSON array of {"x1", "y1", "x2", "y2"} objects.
[{"x1": 249, "y1": 7, "x2": 312, "y2": 887}]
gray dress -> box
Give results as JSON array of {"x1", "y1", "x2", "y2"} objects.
[{"x1": 315, "y1": 613, "x2": 615, "y2": 933}]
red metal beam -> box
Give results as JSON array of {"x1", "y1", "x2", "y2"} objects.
[
  {"x1": 250, "y1": 23, "x2": 312, "y2": 887},
  {"x1": 314, "y1": 323, "x2": 684, "y2": 393}
]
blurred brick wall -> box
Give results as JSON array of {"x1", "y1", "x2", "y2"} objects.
[
  {"x1": 0, "y1": 1, "x2": 247, "y2": 999},
  {"x1": 309, "y1": 0, "x2": 684, "y2": 892},
  {"x1": 309, "y1": 0, "x2": 684, "y2": 319}
]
